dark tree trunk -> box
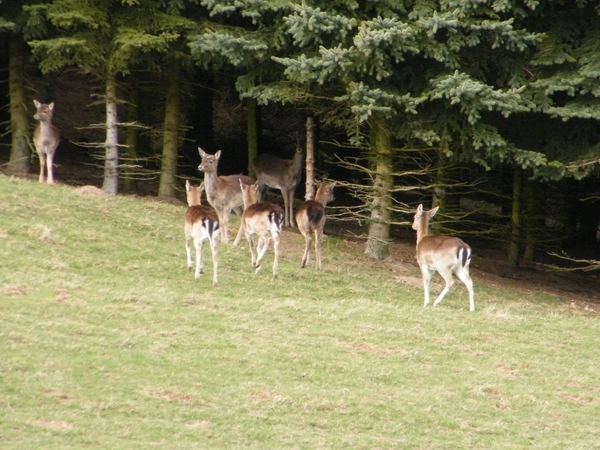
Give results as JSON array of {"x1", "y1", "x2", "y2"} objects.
[
  {"x1": 8, "y1": 33, "x2": 31, "y2": 175},
  {"x1": 508, "y1": 167, "x2": 524, "y2": 268},
  {"x1": 158, "y1": 58, "x2": 181, "y2": 197},
  {"x1": 365, "y1": 115, "x2": 393, "y2": 260}
]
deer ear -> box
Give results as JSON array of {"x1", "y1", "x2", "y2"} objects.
[
  {"x1": 34, "y1": 100, "x2": 41, "y2": 107},
  {"x1": 198, "y1": 147, "x2": 205, "y2": 156},
  {"x1": 48, "y1": 103, "x2": 54, "y2": 110},
  {"x1": 416, "y1": 204, "x2": 424, "y2": 214},
  {"x1": 214, "y1": 150, "x2": 221, "y2": 160},
  {"x1": 430, "y1": 206, "x2": 440, "y2": 217}
]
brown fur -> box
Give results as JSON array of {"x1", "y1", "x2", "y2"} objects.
[
  {"x1": 253, "y1": 143, "x2": 303, "y2": 227},
  {"x1": 197, "y1": 148, "x2": 254, "y2": 244},
  {"x1": 240, "y1": 181, "x2": 285, "y2": 278},
  {"x1": 184, "y1": 181, "x2": 220, "y2": 286},
  {"x1": 296, "y1": 182, "x2": 336, "y2": 271},
  {"x1": 33, "y1": 100, "x2": 60, "y2": 184},
  {"x1": 412, "y1": 204, "x2": 475, "y2": 311}
]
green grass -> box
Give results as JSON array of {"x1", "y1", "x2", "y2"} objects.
[{"x1": 1, "y1": 175, "x2": 599, "y2": 449}]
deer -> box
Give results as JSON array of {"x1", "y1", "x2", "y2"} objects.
[
  {"x1": 197, "y1": 148, "x2": 255, "y2": 245},
  {"x1": 33, "y1": 100, "x2": 60, "y2": 184},
  {"x1": 253, "y1": 141, "x2": 304, "y2": 228},
  {"x1": 295, "y1": 182, "x2": 336, "y2": 271},
  {"x1": 412, "y1": 204, "x2": 475, "y2": 312},
  {"x1": 184, "y1": 180, "x2": 220, "y2": 286},
  {"x1": 239, "y1": 180, "x2": 285, "y2": 278}
]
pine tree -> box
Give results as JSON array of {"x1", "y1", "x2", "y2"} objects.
[
  {"x1": 24, "y1": 0, "x2": 197, "y2": 194},
  {"x1": 270, "y1": 1, "x2": 544, "y2": 258}
]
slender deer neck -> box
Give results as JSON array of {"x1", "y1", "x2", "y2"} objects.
[
  {"x1": 202, "y1": 168, "x2": 218, "y2": 190},
  {"x1": 415, "y1": 215, "x2": 430, "y2": 244},
  {"x1": 314, "y1": 188, "x2": 330, "y2": 207}
]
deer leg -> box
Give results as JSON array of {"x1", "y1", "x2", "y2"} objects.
[
  {"x1": 433, "y1": 268, "x2": 455, "y2": 307},
  {"x1": 286, "y1": 189, "x2": 295, "y2": 228},
  {"x1": 301, "y1": 231, "x2": 311, "y2": 268},
  {"x1": 247, "y1": 233, "x2": 257, "y2": 267},
  {"x1": 315, "y1": 228, "x2": 323, "y2": 271},
  {"x1": 46, "y1": 151, "x2": 55, "y2": 184},
  {"x1": 457, "y1": 267, "x2": 475, "y2": 312},
  {"x1": 421, "y1": 265, "x2": 433, "y2": 307},
  {"x1": 219, "y1": 210, "x2": 230, "y2": 244},
  {"x1": 38, "y1": 151, "x2": 46, "y2": 183},
  {"x1": 232, "y1": 206, "x2": 244, "y2": 246},
  {"x1": 185, "y1": 235, "x2": 194, "y2": 271},
  {"x1": 194, "y1": 239, "x2": 205, "y2": 280},
  {"x1": 210, "y1": 235, "x2": 219, "y2": 286},
  {"x1": 272, "y1": 234, "x2": 280, "y2": 278},
  {"x1": 255, "y1": 236, "x2": 271, "y2": 273}
]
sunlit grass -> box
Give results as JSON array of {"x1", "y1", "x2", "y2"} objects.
[{"x1": 1, "y1": 175, "x2": 599, "y2": 449}]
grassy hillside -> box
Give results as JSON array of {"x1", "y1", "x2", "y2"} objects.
[{"x1": 1, "y1": 176, "x2": 599, "y2": 449}]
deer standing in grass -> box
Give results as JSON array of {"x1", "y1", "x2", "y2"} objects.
[
  {"x1": 296, "y1": 182, "x2": 336, "y2": 271},
  {"x1": 184, "y1": 180, "x2": 220, "y2": 286},
  {"x1": 33, "y1": 100, "x2": 60, "y2": 184},
  {"x1": 197, "y1": 148, "x2": 255, "y2": 244},
  {"x1": 412, "y1": 204, "x2": 475, "y2": 312},
  {"x1": 240, "y1": 180, "x2": 285, "y2": 278},
  {"x1": 253, "y1": 143, "x2": 303, "y2": 228}
]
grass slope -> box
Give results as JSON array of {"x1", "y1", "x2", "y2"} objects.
[{"x1": 1, "y1": 176, "x2": 599, "y2": 449}]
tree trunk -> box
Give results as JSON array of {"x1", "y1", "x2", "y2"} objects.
[
  {"x1": 523, "y1": 176, "x2": 536, "y2": 263},
  {"x1": 121, "y1": 82, "x2": 139, "y2": 194},
  {"x1": 304, "y1": 116, "x2": 316, "y2": 200},
  {"x1": 364, "y1": 115, "x2": 393, "y2": 260},
  {"x1": 8, "y1": 33, "x2": 31, "y2": 175},
  {"x1": 102, "y1": 73, "x2": 120, "y2": 195},
  {"x1": 507, "y1": 167, "x2": 524, "y2": 268},
  {"x1": 247, "y1": 98, "x2": 259, "y2": 178},
  {"x1": 158, "y1": 59, "x2": 181, "y2": 197}
]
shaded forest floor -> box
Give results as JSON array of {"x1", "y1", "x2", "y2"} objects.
[{"x1": 2, "y1": 153, "x2": 599, "y2": 313}]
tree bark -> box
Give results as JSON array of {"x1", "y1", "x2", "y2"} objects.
[
  {"x1": 102, "y1": 73, "x2": 120, "y2": 195},
  {"x1": 121, "y1": 81, "x2": 139, "y2": 194},
  {"x1": 523, "y1": 176, "x2": 536, "y2": 263},
  {"x1": 508, "y1": 167, "x2": 524, "y2": 268},
  {"x1": 8, "y1": 33, "x2": 31, "y2": 175},
  {"x1": 364, "y1": 115, "x2": 393, "y2": 260},
  {"x1": 304, "y1": 116, "x2": 316, "y2": 200},
  {"x1": 247, "y1": 98, "x2": 259, "y2": 178},
  {"x1": 158, "y1": 59, "x2": 181, "y2": 197}
]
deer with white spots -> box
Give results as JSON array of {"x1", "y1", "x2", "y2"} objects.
[
  {"x1": 184, "y1": 180, "x2": 220, "y2": 286},
  {"x1": 33, "y1": 100, "x2": 60, "y2": 184},
  {"x1": 239, "y1": 180, "x2": 285, "y2": 278},
  {"x1": 412, "y1": 204, "x2": 475, "y2": 312},
  {"x1": 295, "y1": 182, "x2": 336, "y2": 271}
]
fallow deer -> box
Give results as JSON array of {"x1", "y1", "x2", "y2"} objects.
[
  {"x1": 184, "y1": 180, "x2": 220, "y2": 286},
  {"x1": 412, "y1": 204, "x2": 475, "y2": 312},
  {"x1": 253, "y1": 142, "x2": 303, "y2": 228},
  {"x1": 295, "y1": 182, "x2": 336, "y2": 271},
  {"x1": 240, "y1": 180, "x2": 285, "y2": 278},
  {"x1": 33, "y1": 100, "x2": 60, "y2": 184},
  {"x1": 197, "y1": 148, "x2": 255, "y2": 244}
]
